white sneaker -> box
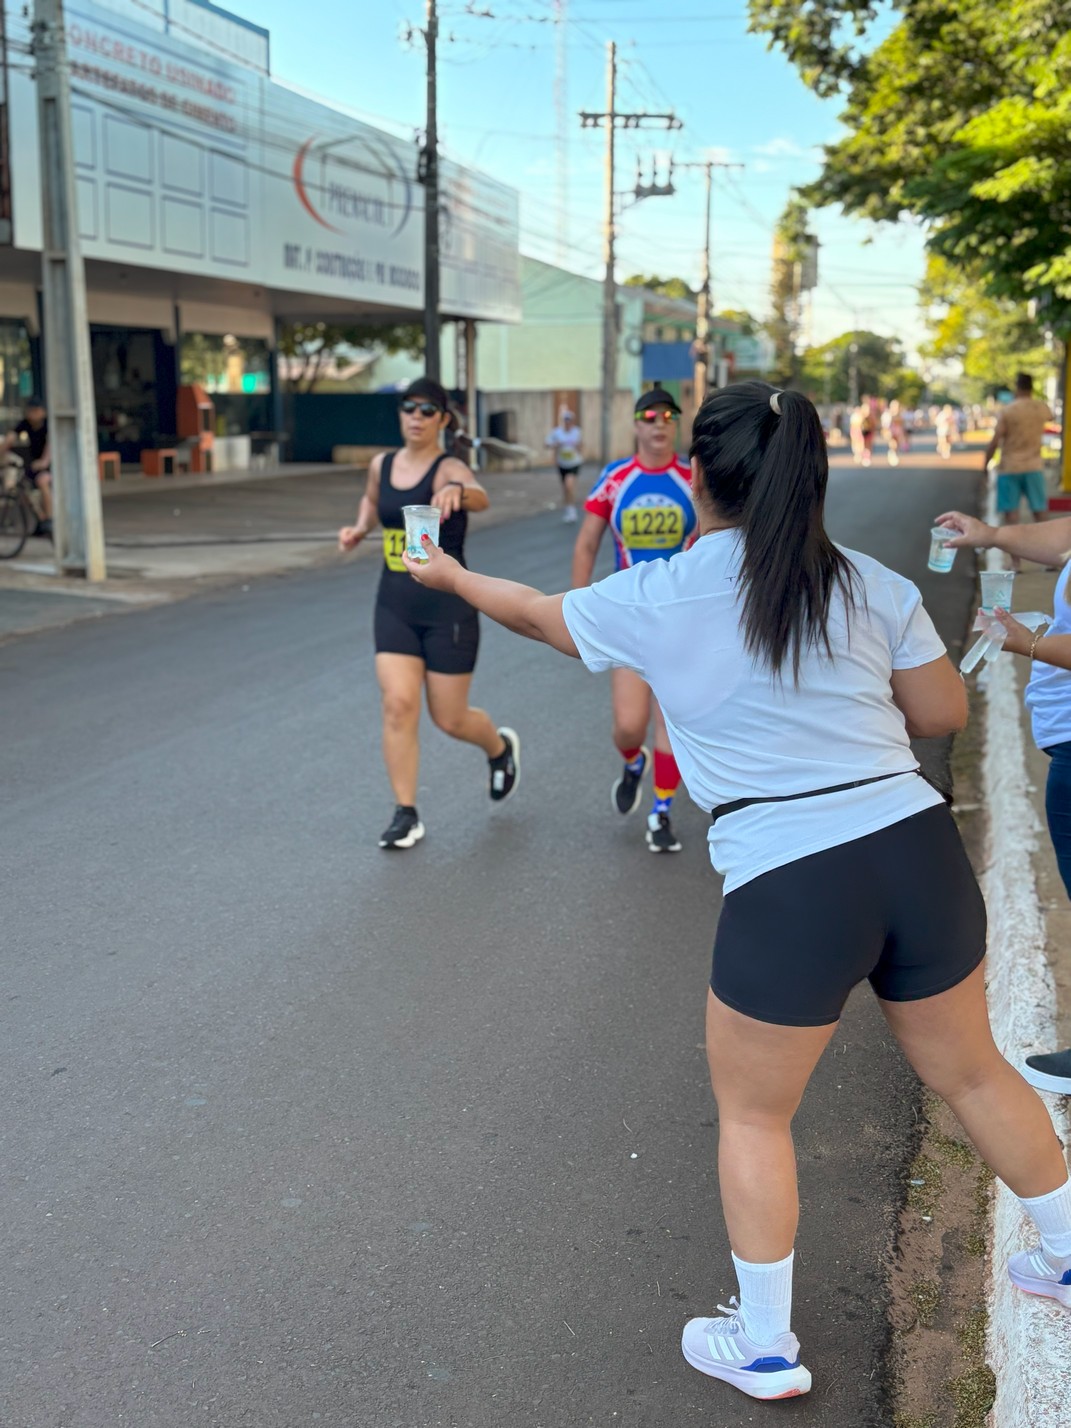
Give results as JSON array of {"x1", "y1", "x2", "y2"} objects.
[
  {"x1": 681, "y1": 1299, "x2": 811, "y2": 1401},
  {"x1": 1008, "y1": 1248, "x2": 1071, "y2": 1307},
  {"x1": 562, "y1": 505, "x2": 578, "y2": 523}
]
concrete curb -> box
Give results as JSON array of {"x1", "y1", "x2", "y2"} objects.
[{"x1": 982, "y1": 544, "x2": 1071, "y2": 1426}]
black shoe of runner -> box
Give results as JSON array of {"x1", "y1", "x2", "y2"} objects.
[
  {"x1": 35, "y1": 518, "x2": 53, "y2": 542},
  {"x1": 489, "y1": 727, "x2": 520, "y2": 802},
  {"x1": 379, "y1": 805, "x2": 425, "y2": 850},
  {"x1": 645, "y1": 811, "x2": 682, "y2": 853},
  {"x1": 611, "y1": 745, "x2": 650, "y2": 815},
  {"x1": 1021, "y1": 1049, "x2": 1071, "y2": 1095}
]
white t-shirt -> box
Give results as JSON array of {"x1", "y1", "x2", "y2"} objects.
[
  {"x1": 547, "y1": 426, "x2": 583, "y2": 468},
  {"x1": 562, "y1": 531, "x2": 948, "y2": 893},
  {"x1": 1025, "y1": 559, "x2": 1071, "y2": 750}
]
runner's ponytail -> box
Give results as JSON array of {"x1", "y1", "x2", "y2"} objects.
[{"x1": 689, "y1": 381, "x2": 858, "y2": 681}]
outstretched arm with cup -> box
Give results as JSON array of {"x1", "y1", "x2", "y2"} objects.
[
  {"x1": 938, "y1": 511, "x2": 1071, "y2": 567},
  {"x1": 403, "y1": 538, "x2": 579, "y2": 657}
]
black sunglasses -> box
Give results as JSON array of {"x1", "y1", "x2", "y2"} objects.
[
  {"x1": 636, "y1": 408, "x2": 678, "y2": 424},
  {"x1": 400, "y1": 400, "x2": 443, "y2": 417}
]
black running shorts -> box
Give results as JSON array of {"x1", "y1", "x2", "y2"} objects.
[
  {"x1": 711, "y1": 804, "x2": 987, "y2": 1027},
  {"x1": 374, "y1": 599, "x2": 480, "y2": 675}
]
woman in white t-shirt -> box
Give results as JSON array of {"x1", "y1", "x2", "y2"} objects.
[
  {"x1": 405, "y1": 382, "x2": 1071, "y2": 1402},
  {"x1": 940, "y1": 510, "x2": 1071, "y2": 1098}
]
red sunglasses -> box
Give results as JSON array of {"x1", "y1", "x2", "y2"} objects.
[{"x1": 636, "y1": 408, "x2": 678, "y2": 424}]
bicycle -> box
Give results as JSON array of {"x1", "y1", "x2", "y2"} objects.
[{"x1": 0, "y1": 452, "x2": 49, "y2": 559}]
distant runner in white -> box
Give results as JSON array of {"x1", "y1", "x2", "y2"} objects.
[
  {"x1": 405, "y1": 380, "x2": 1071, "y2": 1401},
  {"x1": 545, "y1": 406, "x2": 584, "y2": 523}
]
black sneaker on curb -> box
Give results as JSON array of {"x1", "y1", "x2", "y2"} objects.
[
  {"x1": 611, "y1": 745, "x2": 650, "y2": 816},
  {"x1": 489, "y1": 727, "x2": 520, "y2": 802},
  {"x1": 1022, "y1": 1049, "x2": 1071, "y2": 1094},
  {"x1": 646, "y1": 811, "x2": 682, "y2": 853},
  {"x1": 379, "y1": 805, "x2": 425, "y2": 850}
]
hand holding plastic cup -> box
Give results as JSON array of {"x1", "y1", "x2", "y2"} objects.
[
  {"x1": 928, "y1": 526, "x2": 957, "y2": 573},
  {"x1": 979, "y1": 569, "x2": 1015, "y2": 614},
  {"x1": 402, "y1": 504, "x2": 441, "y2": 563}
]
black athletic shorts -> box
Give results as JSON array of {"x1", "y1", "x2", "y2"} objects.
[
  {"x1": 374, "y1": 598, "x2": 480, "y2": 675},
  {"x1": 558, "y1": 465, "x2": 581, "y2": 482},
  {"x1": 711, "y1": 804, "x2": 987, "y2": 1027}
]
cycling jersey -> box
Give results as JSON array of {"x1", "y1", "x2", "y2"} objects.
[{"x1": 585, "y1": 454, "x2": 697, "y2": 570}]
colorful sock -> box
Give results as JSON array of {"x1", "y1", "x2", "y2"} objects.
[
  {"x1": 652, "y1": 749, "x2": 680, "y2": 815},
  {"x1": 731, "y1": 1249, "x2": 794, "y2": 1343},
  {"x1": 619, "y1": 746, "x2": 645, "y2": 772},
  {"x1": 1017, "y1": 1176, "x2": 1071, "y2": 1261}
]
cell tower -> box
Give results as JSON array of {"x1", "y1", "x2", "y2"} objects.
[{"x1": 554, "y1": 0, "x2": 568, "y2": 262}]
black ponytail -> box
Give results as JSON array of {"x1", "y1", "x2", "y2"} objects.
[{"x1": 689, "y1": 380, "x2": 859, "y2": 681}]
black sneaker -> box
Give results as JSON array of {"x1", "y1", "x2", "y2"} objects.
[
  {"x1": 646, "y1": 811, "x2": 682, "y2": 853},
  {"x1": 379, "y1": 805, "x2": 425, "y2": 850},
  {"x1": 611, "y1": 745, "x2": 649, "y2": 815},
  {"x1": 34, "y1": 517, "x2": 53, "y2": 542},
  {"x1": 1021, "y1": 1049, "x2": 1071, "y2": 1094},
  {"x1": 489, "y1": 727, "x2": 520, "y2": 802}
]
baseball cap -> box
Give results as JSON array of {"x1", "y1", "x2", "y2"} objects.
[
  {"x1": 401, "y1": 377, "x2": 449, "y2": 410},
  {"x1": 634, "y1": 386, "x2": 681, "y2": 416}
]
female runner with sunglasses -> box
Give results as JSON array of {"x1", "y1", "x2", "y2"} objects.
[
  {"x1": 338, "y1": 377, "x2": 519, "y2": 849},
  {"x1": 571, "y1": 387, "x2": 697, "y2": 853}
]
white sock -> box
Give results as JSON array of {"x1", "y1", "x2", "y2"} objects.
[
  {"x1": 1017, "y1": 1176, "x2": 1071, "y2": 1262},
  {"x1": 731, "y1": 1249, "x2": 794, "y2": 1343}
]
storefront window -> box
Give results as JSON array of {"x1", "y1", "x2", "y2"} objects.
[
  {"x1": 0, "y1": 320, "x2": 35, "y2": 432},
  {"x1": 181, "y1": 333, "x2": 271, "y2": 397}
]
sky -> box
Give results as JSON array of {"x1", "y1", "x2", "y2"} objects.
[{"x1": 245, "y1": 0, "x2": 929, "y2": 354}]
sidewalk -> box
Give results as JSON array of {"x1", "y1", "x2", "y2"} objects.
[
  {"x1": 978, "y1": 558, "x2": 1071, "y2": 1427},
  {"x1": 0, "y1": 461, "x2": 569, "y2": 642}
]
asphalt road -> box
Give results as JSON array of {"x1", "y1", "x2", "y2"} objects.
[{"x1": 1, "y1": 454, "x2": 980, "y2": 1428}]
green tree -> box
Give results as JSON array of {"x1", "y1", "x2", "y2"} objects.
[
  {"x1": 768, "y1": 194, "x2": 812, "y2": 385},
  {"x1": 799, "y1": 330, "x2": 906, "y2": 403},
  {"x1": 622, "y1": 274, "x2": 695, "y2": 300},
  {"x1": 748, "y1": 0, "x2": 1071, "y2": 323},
  {"x1": 278, "y1": 320, "x2": 424, "y2": 394},
  {"x1": 920, "y1": 256, "x2": 1056, "y2": 399}
]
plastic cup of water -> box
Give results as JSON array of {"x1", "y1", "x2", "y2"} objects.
[
  {"x1": 402, "y1": 504, "x2": 441, "y2": 563},
  {"x1": 928, "y1": 526, "x2": 956, "y2": 573},
  {"x1": 979, "y1": 569, "x2": 1015, "y2": 613}
]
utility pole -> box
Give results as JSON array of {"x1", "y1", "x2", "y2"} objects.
[
  {"x1": 30, "y1": 0, "x2": 105, "y2": 580},
  {"x1": 420, "y1": 0, "x2": 441, "y2": 380},
  {"x1": 676, "y1": 159, "x2": 742, "y2": 406},
  {"x1": 580, "y1": 43, "x2": 682, "y2": 465}
]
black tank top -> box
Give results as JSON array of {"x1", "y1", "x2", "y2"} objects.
[{"x1": 375, "y1": 451, "x2": 474, "y2": 619}]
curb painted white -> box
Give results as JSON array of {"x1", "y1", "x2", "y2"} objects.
[{"x1": 981, "y1": 545, "x2": 1071, "y2": 1427}]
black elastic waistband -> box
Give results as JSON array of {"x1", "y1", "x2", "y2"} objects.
[{"x1": 710, "y1": 767, "x2": 950, "y2": 826}]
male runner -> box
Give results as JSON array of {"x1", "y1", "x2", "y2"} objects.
[{"x1": 571, "y1": 387, "x2": 697, "y2": 853}]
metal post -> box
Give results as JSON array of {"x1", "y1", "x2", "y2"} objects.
[
  {"x1": 599, "y1": 41, "x2": 616, "y2": 467},
  {"x1": 422, "y1": 0, "x2": 441, "y2": 380},
  {"x1": 694, "y1": 162, "x2": 713, "y2": 408},
  {"x1": 31, "y1": 0, "x2": 105, "y2": 579},
  {"x1": 463, "y1": 318, "x2": 478, "y2": 470}
]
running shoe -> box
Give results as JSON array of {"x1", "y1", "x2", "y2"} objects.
[
  {"x1": 379, "y1": 805, "x2": 425, "y2": 850},
  {"x1": 562, "y1": 505, "x2": 578, "y2": 523},
  {"x1": 611, "y1": 745, "x2": 649, "y2": 816},
  {"x1": 646, "y1": 811, "x2": 682, "y2": 853},
  {"x1": 489, "y1": 728, "x2": 520, "y2": 802},
  {"x1": 1008, "y1": 1248, "x2": 1071, "y2": 1308},
  {"x1": 1021, "y1": 1048, "x2": 1071, "y2": 1094},
  {"x1": 681, "y1": 1299, "x2": 811, "y2": 1401}
]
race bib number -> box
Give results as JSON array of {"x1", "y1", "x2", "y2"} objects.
[
  {"x1": 558, "y1": 445, "x2": 578, "y2": 464},
  {"x1": 621, "y1": 504, "x2": 685, "y2": 549},
  {"x1": 384, "y1": 528, "x2": 407, "y2": 572}
]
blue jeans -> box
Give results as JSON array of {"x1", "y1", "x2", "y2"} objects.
[{"x1": 1044, "y1": 741, "x2": 1071, "y2": 898}]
